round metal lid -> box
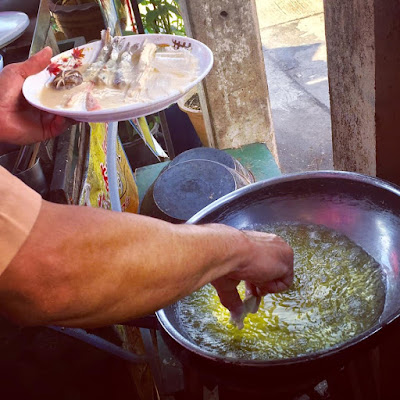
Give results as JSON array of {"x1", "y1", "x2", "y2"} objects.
[
  {"x1": 169, "y1": 147, "x2": 236, "y2": 169},
  {"x1": 153, "y1": 160, "x2": 237, "y2": 221}
]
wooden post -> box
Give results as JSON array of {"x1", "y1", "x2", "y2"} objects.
[
  {"x1": 179, "y1": 0, "x2": 278, "y2": 161},
  {"x1": 324, "y1": 0, "x2": 400, "y2": 185}
]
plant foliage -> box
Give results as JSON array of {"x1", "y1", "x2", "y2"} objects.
[{"x1": 139, "y1": 0, "x2": 185, "y2": 35}]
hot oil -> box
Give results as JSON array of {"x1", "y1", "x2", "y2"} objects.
[{"x1": 179, "y1": 223, "x2": 386, "y2": 360}]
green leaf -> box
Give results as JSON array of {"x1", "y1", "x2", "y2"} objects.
[
  {"x1": 145, "y1": 8, "x2": 162, "y2": 24},
  {"x1": 139, "y1": 0, "x2": 185, "y2": 35},
  {"x1": 165, "y1": 3, "x2": 180, "y2": 17},
  {"x1": 170, "y1": 26, "x2": 185, "y2": 36},
  {"x1": 155, "y1": 4, "x2": 170, "y2": 17}
]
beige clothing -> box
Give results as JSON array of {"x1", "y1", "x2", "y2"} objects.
[{"x1": 0, "y1": 166, "x2": 41, "y2": 275}]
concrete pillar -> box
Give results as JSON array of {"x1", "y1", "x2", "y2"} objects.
[
  {"x1": 375, "y1": 1, "x2": 400, "y2": 184},
  {"x1": 324, "y1": 0, "x2": 400, "y2": 185},
  {"x1": 179, "y1": 0, "x2": 278, "y2": 161}
]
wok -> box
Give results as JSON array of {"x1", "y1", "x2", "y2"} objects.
[{"x1": 156, "y1": 171, "x2": 400, "y2": 389}]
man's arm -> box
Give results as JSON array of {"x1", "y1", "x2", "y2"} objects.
[
  {"x1": 0, "y1": 46, "x2": 293, "y2": 328},
  {"x1": 0, "y1": 199, "x2": 293, "y2": 328}
]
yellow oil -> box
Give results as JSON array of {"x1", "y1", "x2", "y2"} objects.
[{"x1": 179, "y1": 223, "x2": 386, "y2": 360}]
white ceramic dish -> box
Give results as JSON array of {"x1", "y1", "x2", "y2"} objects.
[
  {"x1": 0, "y1": 11, "x2": 29, "y2": 49},
  {"x1": 22, "y1": 34, "x2": 213, "y2": 123}
]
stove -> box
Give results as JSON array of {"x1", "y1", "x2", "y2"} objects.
[{"x1": 125, "y1": 318, "x2": 400, "y2": 400}]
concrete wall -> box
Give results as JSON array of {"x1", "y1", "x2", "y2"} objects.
[
  {"x1": 374, "y1": 1, "x2": 400, "y2": 183},
  {"x1": 180, "y1": 0, "x2": 278, "y2": 160},
  {"x1": 324, "y1": 0, "x2": 376, "y2": 176},
  {"x1": 324, "y1": 0, "x2": 400, "y2": 184}
]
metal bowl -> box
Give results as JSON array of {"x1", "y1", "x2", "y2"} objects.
[{"x1": 156, "y1": 171, "x2": 400, "y2": 388}]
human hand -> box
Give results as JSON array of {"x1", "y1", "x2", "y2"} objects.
[
  {"x1": 212, "y1": 230, "x2": 294, "y2": 325},
  {"x1": 0, "y1": 47, "x2": 73, "y2": 145}
]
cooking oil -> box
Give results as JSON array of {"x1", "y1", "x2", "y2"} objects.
[{"x1": 179, "y1": 223, "x2": 386, "y2": 360}]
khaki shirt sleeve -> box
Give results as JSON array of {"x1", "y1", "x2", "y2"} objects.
[{"x1": 0, "y1": 166, "x2": 42, "y2": 275}]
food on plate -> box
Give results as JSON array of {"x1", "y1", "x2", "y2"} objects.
[
  {"x1": 40, "y1": 29, "x2": 200, "y2": 111},
  {"x1": 51, "y1": 69, "x2": 83, "y2": 90},
  {"x1": 179, "y1": 223, "x2": 386, "y2": 360}
]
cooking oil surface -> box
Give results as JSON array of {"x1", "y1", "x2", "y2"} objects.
[{"x1": 179, "y1": 223, "x2": 386, "y2": 360}]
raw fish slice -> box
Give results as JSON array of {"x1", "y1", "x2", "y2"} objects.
[
  {"x1": 127, "y1": 67, "x2": 156, "y2": 101},
  {"x1": 230, "y1": 294, "x2": 261, "y2": 330},
  {"x1": 96, "y1": 29, "x2": 112, "y2": 62},
  {"x1": 98, "y1": 39, "x2": 132, "y2": 88},
  {"x1": 83, "y1": 29, "x2": 113, "y2": 82},
  {"x1": 96, "y1": 37, "x2": 124, "y2": 86},
  {"x1": 42, "y1": 31, "x2": 201, "y2": 112},
  {"x1": 126, "y1": 42, "x2": 157, "y2": 99},
  {"x1": 65, "y1": 91, "x2": 86, "y2": 109},
  {"x1": 116, "y1": 43, "x2": 145, "y2": 91},
  {"x1": 86, "y1": 92, "x2": 101, "y2": 111},
  {"x1": 64, "y1": 82, "x2": 91, "y2": 108},
  {"x1": 130, "y1": 42, "x2": 145, "y2": 65},
  {"x1": 84, "y1": 82, "x2": 102, "y2": 111},
  {"x1": 64, "y1": 82, "x2": 101, "y2": 111},
  {"x1": 155, "y1": 49, "x2": 195, "y2": 73},
  {"x1": 113, "y1": 42, "x2": 135, "y2": 88},
  {"x1": 152, "y1": 50, "x2": 199, "y2": 90}
]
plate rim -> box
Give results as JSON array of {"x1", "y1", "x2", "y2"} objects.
[
  {"x1": 0, "y1": 11, "x2": 30, "y2": 49},
  {"x1": 22, "y1": 33, "x2": 213, "y2": 122}
]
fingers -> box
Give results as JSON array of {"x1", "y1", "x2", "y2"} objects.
[
  {"x1": 212, "y1": 277, "x2": 247, "y2": 328},
  {"x1": 49, "y1": 114, "x2": 74, "y2": 137},
  {"x1": 245, "y1": 281, "x2": 257, "y2": 297},
  {"x1": 233, "y1": 230, "x2": 294, "y2": 295},
  {"x1": 258, "y1": 262, "x2": 294, "y2": 294},
  {"x1": 210, "y1": 227, "x2": 295, "y2": 329},
  {"x1": 40, "y1": 113, "x2": 74, "y2": 140},
  {"x1": 18, "y1": 47, "x2": 53, "y2": 79},
  {"x1": 212, "y1": 277, "x2": 243, "y2": 314},
  {"x1": 257, "y1": 275, "x2": 294, "y2": 296}
]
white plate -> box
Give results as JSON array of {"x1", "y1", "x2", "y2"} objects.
[
  {"x1": 22, "y1": 34, "x2": 213, "y2": 122},
  {"x1": 0, "y1": 11, "x2": 29, "y2": 49}
]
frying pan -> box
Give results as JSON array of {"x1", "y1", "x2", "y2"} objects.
[{"x1": 156, "y1": 171, "x2": 400, "y2": 388}]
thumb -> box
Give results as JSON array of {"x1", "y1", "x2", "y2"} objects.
[{"x1": 18, "y1": 47, "x2": 53, "y2": 79}]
